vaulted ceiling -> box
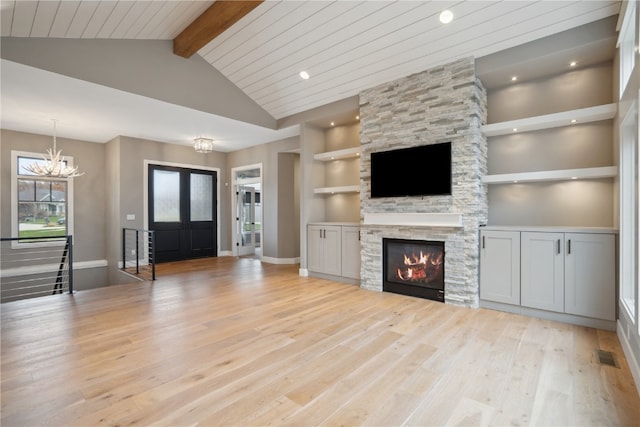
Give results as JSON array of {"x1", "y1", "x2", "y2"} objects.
[{"x1": 0, "y1": 0, "x2": 621, "y2": 151}]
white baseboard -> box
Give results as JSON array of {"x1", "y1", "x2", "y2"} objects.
[
  {"x1": 219, "y1": 250, "x2": 233, "y2": 256},
  {"x1": 617, "y1": 320, "x2": 640, "y2": 396},
  {"x1": 299, "y1": 268, "x2": 309, "y2": 277},
  {"x1": 261, "y1": 256, "x2": 300, "y2": 265}
]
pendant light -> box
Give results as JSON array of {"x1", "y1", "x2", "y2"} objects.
[{"x1": 23, "y1": 120, "x2": 83, "y2": 178}]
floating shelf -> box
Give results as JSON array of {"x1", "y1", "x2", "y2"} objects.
[
  {"x1": 314, "y1": 146, "x2": 361, "y2": 161},
  {"x1": 483, "y1": 166, "x2": 618, "y2": 184},
  {"x1": 482, "y1": 103, "x2": 617, "y2": 137},
  {"x1": 314, "y1": 185, "x2": 360, "y2": 194}
]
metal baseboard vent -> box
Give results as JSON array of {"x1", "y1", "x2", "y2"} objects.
[{"x1": 596, "y1": 349, "x2": 619, "y2": 368}]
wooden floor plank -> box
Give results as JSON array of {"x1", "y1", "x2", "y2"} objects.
[{"x1": 1, "y1": 257, "x2": 639, "y2": 426}]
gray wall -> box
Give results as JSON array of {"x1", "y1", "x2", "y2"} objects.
[
  {"x1": 227, "y1": 136, "x2": 300, "y2": 260},
  {"x1": 486, "y1": 62, "x2": 615, "y2": 227},
  {"x1": 1, "y1": 129, "x2": 109, "y2": 290},
  {"x1": 1, "y1": 37, "x2": 276, "y2": 129},
  {"x1": 105, "y1": 135, "x2": 228, "y2": 283}
]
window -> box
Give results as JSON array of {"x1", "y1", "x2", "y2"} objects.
[
  {"x1": 11, "y1": 151, "x2": 74, "y2": 245},
  {"x1": 618, "y1": 0, "x2": 636, "y2": 97}
]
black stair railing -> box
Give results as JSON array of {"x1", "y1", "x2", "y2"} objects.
[
  {"x1": 122, "y1": 228, "x2": 156, "y2": 280},
  {"x1": 0, "y1": 235, "x2": 74, "y2": 302}
]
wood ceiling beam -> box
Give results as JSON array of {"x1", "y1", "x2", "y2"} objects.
[{"x1": 173, "y1": 0, "x2": 264, "y2": 58}]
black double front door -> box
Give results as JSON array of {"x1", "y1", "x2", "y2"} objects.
[{"x1": 148, "y1": 165, "x2": 217, "y2": 263}]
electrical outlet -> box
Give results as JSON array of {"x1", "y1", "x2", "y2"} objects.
[
  {"x1": 126, "y1": 214, "x2": 135, "y2": 220},
  {"x1": 131, "y1": 249, "x2": 136, "y2": 255}
]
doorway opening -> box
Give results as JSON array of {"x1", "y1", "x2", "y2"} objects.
[
  {"x1": 147, "y1": 163, "x2": 218, "y2": 263},
  {"x1": 232, "y1": 165, "x2": 262, "y2": 258}
]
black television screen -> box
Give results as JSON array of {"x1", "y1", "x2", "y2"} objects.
[{"x1": 370, "y1": 142, "x2": 451, "y2": 198}]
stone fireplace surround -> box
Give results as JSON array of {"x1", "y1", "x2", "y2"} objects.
[{"x1": 358, "y1": 58, "x2": 488, "y2": 308}]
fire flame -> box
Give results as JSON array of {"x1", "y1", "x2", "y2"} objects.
[{"x1": 396, "y1": 250, "x2": 442, "y2": 282}]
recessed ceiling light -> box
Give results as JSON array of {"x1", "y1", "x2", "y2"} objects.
[
  {"x1": 571, "y1": 176, "x2": 578, "y2": 180},
  {"x1": 513, "y1": 180, "x2": 519, "y2": 183},
  {"x1": 356, "y1": 115, "x2": 360, "y2": 120},
  {"x1": 439, "y1": 10, "x2": 454, "y2": 24},
  {"x1": 512, "y1": 128, "x2": 518, "y2": 132},
  {"x1": 299, "y1": 71, "x2": 310, "y2": 80},
  {"x1": 570, "y1": 119, "x2": 577, "y2": 123},
  {"x1": 511, "y1": 76, "x2": 518, "y2": 82},
  {"x1": 570, "y1": 61, "x2": 577, "y2": 67},
  {"x1": 330, "y1": 122, "x2": 335, "y2": 126}
]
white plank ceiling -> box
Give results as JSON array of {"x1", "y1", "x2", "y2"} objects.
[{"x1": 0, "y1": 0, "x2": 621, "y2": 147}]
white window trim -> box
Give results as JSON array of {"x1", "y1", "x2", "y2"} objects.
[{"x1": 11, "y1": 150, "x2": 75, "y2": 248}]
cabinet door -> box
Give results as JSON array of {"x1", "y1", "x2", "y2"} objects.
[
  {"x1": 307, "y1": 225, "x2": 324, "y2": 273},
  {"x1": 480, "y1": 230, "x2": 520, "y2": 304},
  {"x1": 521, "y1": 232, "x2": 564, "y2": 312},
  {"x1": 564, "y1": 233, "x2": 615, "y2": 321},
  {"x1": 341, "y1": 226, "x2": 361, "y2": 279},
  {"x1": 322, "y1": 226, "x2": 342, "y2": 276}
]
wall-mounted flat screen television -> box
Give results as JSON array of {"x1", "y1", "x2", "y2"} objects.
[{"x1": 370, "y1": 142, "x2": 452, "y2": 198}]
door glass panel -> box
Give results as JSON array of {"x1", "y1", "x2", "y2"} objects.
[
  {"x1": 240, "y1": 187, "x2": 253, "y2": 246},
  {"x1": 153, "y1": 170, "x2": 180, "y2": 222},
  {"x1": 190, "y1": 173, "x2": 213, "y2": 221}
]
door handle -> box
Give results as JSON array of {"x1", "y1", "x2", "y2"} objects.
[
  {"x1": 557, "y1": 239, "x2": 560, "y2": 254},
  {"x1": 482, "y1": 236, "x2": 485, "y2": 249},
  {"x1": 567, "y1": 239, "x2": 571, "y2": 255}
]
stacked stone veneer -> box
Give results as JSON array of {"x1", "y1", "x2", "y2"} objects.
[{"x1": 359, "y1": 58, "x2": 487, "y2": 307}]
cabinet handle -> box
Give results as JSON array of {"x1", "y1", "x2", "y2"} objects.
[
  {"x1": 557, "y1": 239, "x2": 561, "y2": 254},
  {"x1": 567, "y1": 239, "x2": 571, "y2": 255},
  {"x1": 323, "y1": 229, "x2": 326, "y2": 239},
  {"x1": 358, "y1": 231, "x2": 361, "y2": 241},
  {"x1": 320, "y1": 229, "x2": 323, "y2": 239},
  {"x1": 482, "y1": 236, "x2": 485, "y2": 249}
]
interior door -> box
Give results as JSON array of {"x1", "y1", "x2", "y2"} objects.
[
  {"x1": 237, "y1": 185, "x2": 256, "y2": 256},
  {"x1": 149, "y1": 165, "x2": 217, "y2": 263}
]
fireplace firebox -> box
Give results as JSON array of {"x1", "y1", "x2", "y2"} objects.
[{"x1": 382, "y1": 238, "x2": 445, "y2": 302}]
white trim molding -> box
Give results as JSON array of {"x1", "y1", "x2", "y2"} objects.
[
  {"x1": 617, "y1": 320, "x2": 640, "y2": 396},
  {"x1": 261, "y1": 256, "x2": 300, "y2": 265}
]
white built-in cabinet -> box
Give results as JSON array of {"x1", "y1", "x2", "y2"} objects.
[
  {"x1": 479, "y1": 230, "x2": 520, "y2": 305},
  {"x1": 340, "y1": 226, "x2": 361, "y2": 280},
  {"x1": 480, "y1": 227, "x2": 616, "y2": 329},
  {"x1": 307, "y1": 224, "x2": 342, "y2": 276},
  {"x1": 521, "y1": 232, "x2": 565, "y2": 312},
  {"x1": 307, "y1": 223, "x2": 360, "y2": 282}
]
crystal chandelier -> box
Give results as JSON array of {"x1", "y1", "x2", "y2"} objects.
[
  {"x1": 194, "y1": 137, "x2": 214, "y2": 153},
  {"x1": 23, "y1": 120, "x2": 83, "y2": 178}
]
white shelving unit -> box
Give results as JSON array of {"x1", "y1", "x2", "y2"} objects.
[
  {"x1": 314, "y1": 146, "x2": 360, "y2": 196},
  {"x1": 483, "y1": 102, "x2": 618, "y2": 185},
  {"x1": 484, "y1": 166, "x2": 618, "y2": 184},
  {"x1": 313, "y1": 146, "x2": 361, "y2": 161},
  {"x1": 482, "y1": 103, "x2": 617, "y2": 137},
  {"x1": 314, "y1": 185, "x2": 360, "y2": 194}
]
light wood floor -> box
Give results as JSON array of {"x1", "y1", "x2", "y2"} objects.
[{"x1": 2, "y1": 257, "x2": 639, "y2": 426}]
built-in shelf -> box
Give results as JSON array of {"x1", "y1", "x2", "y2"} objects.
[
  {"x1": 483, "y1": 166, "x2": 618, "y2": 184},
  {"x1": 314, "y1": 185, "x2": 360, "y2": 194},
  {"x1": 313, "y1": 146, "x2": 361, "y2": 161},
  {"x1": 363, "y1": 212, "x2": 463, "y2": 228},
  {"x1": 482, "y1": 103, "x2": 617, "y2": 137}
]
